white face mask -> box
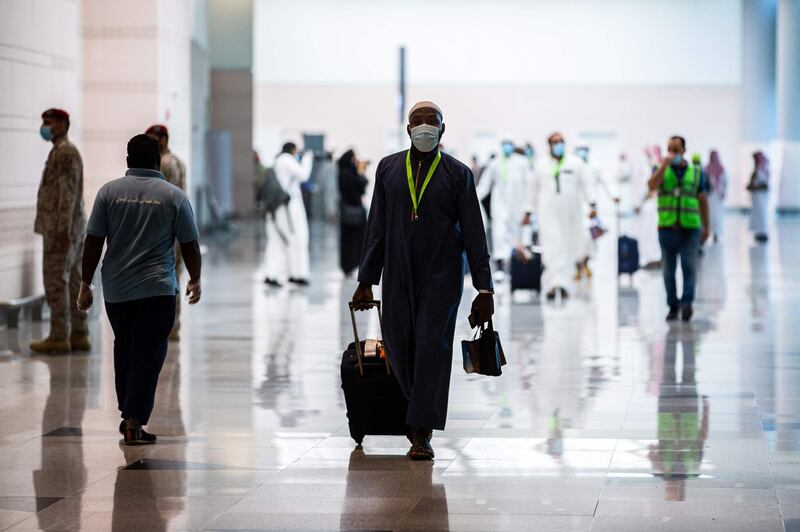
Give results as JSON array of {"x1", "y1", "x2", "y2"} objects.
[{"x1": 410, "y1": 124, "x2": 440, "y2": 153}]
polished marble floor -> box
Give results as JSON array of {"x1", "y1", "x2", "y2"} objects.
[{"x1": 0, "y1": 213, "x2": 799, "y2": 531}]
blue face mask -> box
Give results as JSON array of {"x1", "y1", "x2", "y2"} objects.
[
  {"x1": 672, "y1": 154, "x2": 683, "y2": 165},
  {"x1": 552, "y1": 142, "x2": 565, "y2": 158},
  {"x1": 39, "y1": 125, "x2": 53, "y2": 142},
  {"x1": 525, "y1": 147, "x2": 534, "y2": 158},
  {"x1": 502, "y1": 143, "x2": 514, "y2": 157}
]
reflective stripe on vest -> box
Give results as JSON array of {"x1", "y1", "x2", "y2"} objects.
[{"x1": 658, "y1": 164, "x2": 701, "y2": 229}]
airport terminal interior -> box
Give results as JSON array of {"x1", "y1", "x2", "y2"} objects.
[{"x1": 2, "y1": 0, "x2": 800, "y2": 531}]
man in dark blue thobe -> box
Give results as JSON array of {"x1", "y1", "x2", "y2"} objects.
[{"x1": 352, "y1": 101, "x2": 494, "y2": 460}]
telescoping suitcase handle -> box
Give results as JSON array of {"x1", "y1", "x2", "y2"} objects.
[{"x1": 348, "y1": 300, "x2": 391, "y2": 377}]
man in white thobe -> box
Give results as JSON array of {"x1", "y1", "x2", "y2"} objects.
[
  {"x1": 574, "y1": 145, "x2": 617, "y2": 280},
  {"x1": 477, "y1": 139, "x2": 531, "y2": 280},
  {"x1": 617, "y1": 152, "x2": 634, "y2": 217},
  {"x1": 524, "y1": 133, "x2": 594, "y2": 300},
  {"x1": 264, "y1": 142, "x2": 313, "y2": 287}
]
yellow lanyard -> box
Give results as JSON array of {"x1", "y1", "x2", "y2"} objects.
[
  {"x1": 552, "y1": 157, "x2": 565, "y2": 178},
  {"x1": 405, "y1": 150, "x2": 441, "y2": 221},
  {"x1": 552, "y1": 157, "x2": 565, "y2": 193}
]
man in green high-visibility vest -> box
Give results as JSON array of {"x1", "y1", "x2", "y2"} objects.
[{"x1": 648, "y1": 136, "x2": 710, "y2": 322}]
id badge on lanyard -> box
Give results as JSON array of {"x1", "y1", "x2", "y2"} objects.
[{"x1": 405, "y1": 150, "x2": 442, "y2": 221}]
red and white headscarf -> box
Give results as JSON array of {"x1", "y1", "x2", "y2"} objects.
[
  {"x1": 754, "y1": 151, "x2": 769, "y2": 175},
  {"x1": 705, "y1": 150, "x2": 725, "y2": 190}
]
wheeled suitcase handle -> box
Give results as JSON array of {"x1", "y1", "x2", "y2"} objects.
[
  {"x1": 349, "y1": 300, "x2": 380, "y2": 310},
  {"x1": 348, "y1": 300, "x2": 391, "y2": 377}
]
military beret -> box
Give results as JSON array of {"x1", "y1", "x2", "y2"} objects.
[
  {"x1": 41, "y1": 108, "x2": 69, "y2": 121},
  {"x1": 146, "y1": 124, "x2": 169, "y2": 137}
]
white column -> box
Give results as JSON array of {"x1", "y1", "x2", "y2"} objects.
[
  {"x1": 738, "y1": 0, "x2": 777, "y2": 209},
  {"x1": 776, "y1": 0, "x2": 800, "y2": 211}
]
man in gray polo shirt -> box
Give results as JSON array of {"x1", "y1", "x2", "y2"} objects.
[{"x1": 77, "y1": 134, "x2": 202, "y2": 445}]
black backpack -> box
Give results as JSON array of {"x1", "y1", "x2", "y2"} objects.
[{"x1": 263, "y1": 167, "x2": 291, "y2": 214}]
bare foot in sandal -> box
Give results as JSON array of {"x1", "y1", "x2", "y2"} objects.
[{"x1": 409, "y1": 428, "x2": 434, "y2": 461}]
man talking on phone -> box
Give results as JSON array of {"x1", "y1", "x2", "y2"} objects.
[
  {"x1": 352, "y1": 101, "x2": 494, "y2": 460},
  {"x1": 648, "y1": 135, "x2": 710, "y2": 322},
  {"x1": 77, "y1": 134, "x2": 202, "y2": 445}
]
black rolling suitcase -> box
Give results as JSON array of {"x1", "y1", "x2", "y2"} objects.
[
  {"x1": 510, "y1": 247, "x2": 543, "y2": 293},
  {"x1": 616, "y1": 204, "x2": 640, "y2": 277},
  {"x1": 341, "y1": 301, "x2": 411, "y2": 445},
  {"x1": 618, "y1": 235, "x2": 640, "y2": 276}
]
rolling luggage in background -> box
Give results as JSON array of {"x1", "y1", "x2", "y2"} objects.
[
  {"x1": 511, "y1": 247, "x2": 543, "y2": 293},
  {"x1": 341, "y1": 301, "x2": 411, "y2": 445},
  {"x1": 617, "y1": 203, "x2": 640, "y2": 277},
  {"x1": 618, "y1": 235, "x2": 640, "y2": 276}
]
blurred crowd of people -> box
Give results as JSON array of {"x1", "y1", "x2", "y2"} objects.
[
  {"x1": 26, "y1": 102, "x2": 776, "y2": 449},
  {"x1": 252, "y1": 134, "x2": 773, "y2": 305}
]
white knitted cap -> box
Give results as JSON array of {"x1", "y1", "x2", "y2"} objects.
[{"x1": 408, "y1": 100, "x2": 442, "y2": 121}]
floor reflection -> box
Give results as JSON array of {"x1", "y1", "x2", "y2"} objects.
[
  {"x1": 111, "y1": 447, "x2": 185, "y2": 531},
  {"x1": 749, "y1": 243, "x2": 770, "y2": 332},
  {"x1": 1, "y1": 216, "x2": 798, "y2": 531},
  {"x1": 546, "y1": 408, "x2": 564, "y2": 459},
  {"x1": 536, "y1": 302, "x2": 592, "y2": 434},
  {"x1": 256, "y1": 291, "x2": 321, "y2": 428},
  {"x1": 341, "y1": 449, "x2": 449, "y2": 531},
  {"x1": 648, "y1": 327, "x2": 709, "y2": 501},
  {"x1": 35, "y1": 354, "x2": 89, "y2": 529},
  {"x1": 112, "y1": 348, "x2": 186, "y2": 531}
]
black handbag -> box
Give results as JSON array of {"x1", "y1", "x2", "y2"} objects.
[
  {"x1": 461, "y1": 319, "x2": 506, "y2": 376},
  {"x1": 341, "y1": 204, "x2": 365, "y2": 227}
]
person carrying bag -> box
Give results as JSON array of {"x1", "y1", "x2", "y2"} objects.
[{"x1": 461, "y1": 318, "x2": 506, "y2": 376}]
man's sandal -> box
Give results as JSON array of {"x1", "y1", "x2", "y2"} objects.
[{"x1": 409, "y1": 443, "x2": 435, "y2": 461}]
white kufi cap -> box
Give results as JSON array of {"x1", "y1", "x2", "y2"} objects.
[{"x1": 408, "y1": 100, "x2": 442, "y2": 121}]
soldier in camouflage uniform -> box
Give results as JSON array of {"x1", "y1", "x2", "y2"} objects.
[
  {"x1": 146, "y1": 125, "x2": 187, "y2": 340},
  {"x1": 31, "y1": 108, "x2": 90, "y2": 353}
]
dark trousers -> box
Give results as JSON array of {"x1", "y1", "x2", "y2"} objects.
[
  {"x1": 658, "y1": 228, "x2": 701, "y2": 308},
  {"x1": 105, "y1": 295, "x2": 176, "y2": 424}
]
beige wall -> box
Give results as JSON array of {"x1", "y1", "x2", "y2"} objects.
[
  {"x1": 253, "y1": 0, "x2": 748, "y2": 205},
  {"x1": 0, "y1": 0, "x2": 203, "y2": 301},
  {"x1": 0, "y1": 0, "x2": 81, "y2": 300},
  {"x1": 255, "y1": 83, "x2": 746, "y2": 206},
  {"x1": 82, "y1": 0, "x2": 193, "y2": 200}
]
